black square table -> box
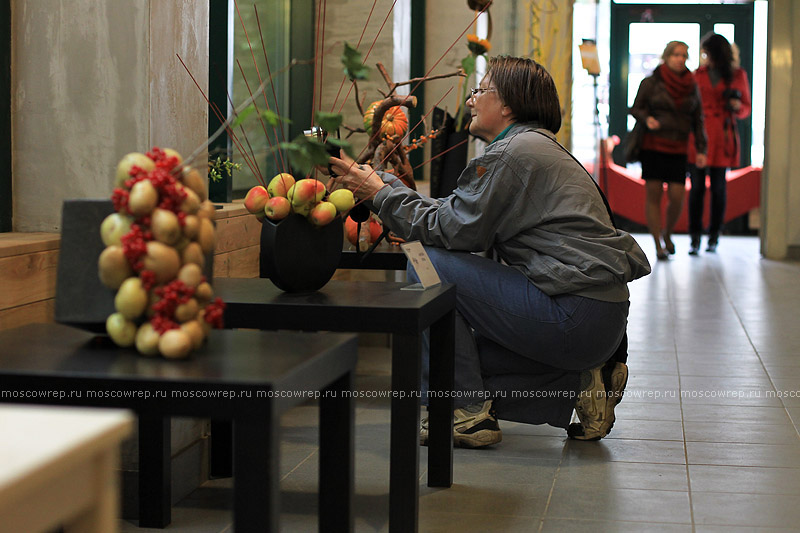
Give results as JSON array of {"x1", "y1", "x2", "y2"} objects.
[
  {"x1": 338, "y1": 247, "x2": 408, "y2": 270},
  {"x1": 214, "y1": 278, "x2": 457, "y2": 533},
  {"x1": 0, "y1": 323, "x2": 358, "y2": 533}
]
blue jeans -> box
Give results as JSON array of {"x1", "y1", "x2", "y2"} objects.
[{"x1": 409, "y1": 247, "x2": 629, "y2": 429}]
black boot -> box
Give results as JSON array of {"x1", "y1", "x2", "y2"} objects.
[{"x1": 689, "y1": 236, "x2": 701, "y2": 255}]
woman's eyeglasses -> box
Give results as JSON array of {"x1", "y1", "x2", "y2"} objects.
[{"x1": 470, "y1": 87, "x2": 496, "y2": 98}]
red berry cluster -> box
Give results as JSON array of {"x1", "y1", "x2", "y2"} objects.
[
  {"x1": 203, "y1": 298, "x2": 226, "y2": 329},
  {"x1": 120, "y1": 223, "x2": 152, "y2": 271},
  {"x1": 111, "y1": 187, "x2": 130, "y2": 213},
  {"x1": 139, "y1": 270, "x2": 156, "y2": 292},
  {"x1": 150, "y1": 279, "x2": 196, "y2": 334},
  {"x1": 153, "y1": 279, "x2": 196, "y2": 316}
]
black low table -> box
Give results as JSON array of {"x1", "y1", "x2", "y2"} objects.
[
  {"x1": 338, "y1": 246, "x2": 408, "y2": 270},
  {"x1": 0, "y1": 323, "x2": 358, "y2": 533},
  {"x1": 215, "y1": 279, "x2": 456, "y2": 533}
]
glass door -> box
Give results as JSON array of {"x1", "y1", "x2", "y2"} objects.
[{"x1": 609, "y1": 2, "x2": 754, "y2": 167}]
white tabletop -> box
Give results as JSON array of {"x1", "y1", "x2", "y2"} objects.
[{"x1": 0, "y1": 405, "x2": 133, "y2": 532}]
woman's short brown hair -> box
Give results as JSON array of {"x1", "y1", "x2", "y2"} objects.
[
  {"x1": 486, "y1": 56, "x2": 562, "y2": 134},
  {"x1": 661, "y1": 41, "x2": 689, "y2": 63}
]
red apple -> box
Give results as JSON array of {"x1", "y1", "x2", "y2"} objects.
[
  {"x1": 243, "y1": 185, "x2": 269, "y2": 215},
  {"x1": 288, "y1": 178, "x2": 326, "y2": 207},
  {"x1": 267, "y1": 173, "x2": 296, "y2": 198},
  {"x1": 309, "y1": 201, "x2": 338, "y2": 226},
  {"x1": 264, "y1": 196, "x2": 291, "y2": 220}
]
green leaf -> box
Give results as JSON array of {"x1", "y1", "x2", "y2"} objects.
[
  {"x1": 341, "y1": 42, "x2": 370, "y2": 81},
  {"x1": 461, "y1": 55, "x2": 476, "y2": 77},
  {"x1": 326, "y1": 137, "x2": 356, "y2": 159},
  {"x1": 231, "y1": 104, "x2": 256, "y2": 128},
  {"x1": 261, "y1": 109, "x2": 292, "y2": 127},
  {"x1": 314, "y1": 111, "x2": 343, "y2": 133},
  {"x1": 277, "y1": 134, "x2": 333, "y2": 176}
]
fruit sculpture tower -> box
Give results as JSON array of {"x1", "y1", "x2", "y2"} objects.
[{"x1": 99, "y1": 147, "x2": 226, "y2": 359}]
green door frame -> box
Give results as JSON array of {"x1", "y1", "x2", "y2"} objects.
[
  {"x1": 207, "y1": 0, "x2": 313, "y2": 202},
  {"x1": 408, "y1": 0, "x2": 426, "y2": 182},
  {"x1": 208, "y1": 0, "x2": 233, "y2": 203},
  {"x1": 1, "y1": 1, "x2": 11, "y2": 232},
  {"x1": 609, "y1": 2, "x2": 755, "y2": 167}
]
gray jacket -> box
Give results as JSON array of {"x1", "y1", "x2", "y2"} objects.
[{"x1": 371, "y1": 123, "x2": 651, "y2": 301}]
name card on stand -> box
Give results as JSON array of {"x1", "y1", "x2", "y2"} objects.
[{"x1": 400, "y1": 241, "x2": 441, "y2": 291}]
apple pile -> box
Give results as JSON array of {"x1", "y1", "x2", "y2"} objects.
[
  {"x1": 99, "y1": 147, "x2": 226, "y2": 359},
  {"x1": 243, "y1": 173, "x2": 356, "y2": 226}
]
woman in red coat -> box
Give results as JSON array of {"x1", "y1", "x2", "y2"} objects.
[{"x1": 688, "y1": 33, "x2": 751, "y2": 254}]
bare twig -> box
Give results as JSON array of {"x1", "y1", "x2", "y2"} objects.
[
  {"x1": 377, "y1": 62, "x2": 395, "y2": 92},
  {"x1": 353, "y1": 81, "x2": 365, "y2": 116},
  {"x1": 394, "y1": 69, "x2": 466, "y2": 88}
]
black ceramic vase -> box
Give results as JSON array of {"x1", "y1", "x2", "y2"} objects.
[{"x1": 259, "y1": 214, "x2": 343, "y2": 292}]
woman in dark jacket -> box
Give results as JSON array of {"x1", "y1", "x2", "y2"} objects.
[
  {"x1": 687, "y1": 33, "x2": 751, "y2": 254},
  {"x1": 629, "y1": 41, "x2": 707, "y2": 260}
]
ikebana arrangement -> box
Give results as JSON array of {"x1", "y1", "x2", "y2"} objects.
[
  {"x1": 99, "y1": 147, "x2": 226, "y2": 359},
  {"x1": 171, "y1": 0, "x2": 493, "y2": 287},
  {"x1": 243, "y1": 171, "x2": 356, "y2": 226}
]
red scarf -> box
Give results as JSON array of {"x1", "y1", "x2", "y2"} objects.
[{"x1": 657, "y1": 64, "x2": 695, "y2": 108}]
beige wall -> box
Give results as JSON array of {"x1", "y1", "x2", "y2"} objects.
[
  {"x1": 8, "y1": 0, "x2": 800, "y2": 258},
  {"x1": 316, "y1": 0, "x2": 395, "y2": 156},
  {"x1": 763, "y1": 0, "x2": 800, "y2": 259},
  {"x1": 11, "y1": 0, "x2": 209, "y2": 232}
]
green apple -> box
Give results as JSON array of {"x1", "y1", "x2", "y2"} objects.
[
  {"x1": 328, "y1": 189, "x2": 356, "y2": 213},
  {"x1": 106, "y1": 312, "x2": 137, "y2": 347},
  {"x1": 100, "y1": 212, "x2": 133, "y2": 246},
  {"x1": 115, "y1": 152, "x2": 154, "y2": 188},
  {"x1": 115, "y1": 276, "x2": 149, "y2": 319}
]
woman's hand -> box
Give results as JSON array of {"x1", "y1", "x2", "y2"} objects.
[
  {"x1": 695, "y1": 153, "x2": 707, "y2": 169},
  {"x1": 646, "y1": 116, "x2": 661, "y2": 130},
  {"x1": 327, "y1": 151, "x2": 387, "y2": 200}
]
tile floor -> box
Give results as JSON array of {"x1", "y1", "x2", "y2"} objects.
[{"x1": 120, "y1": 234, "x2": 800, "y2": 532}]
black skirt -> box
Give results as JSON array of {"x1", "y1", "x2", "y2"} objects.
[{"x1": 640, "y1": 150, "x2": 688, "y2": 184}]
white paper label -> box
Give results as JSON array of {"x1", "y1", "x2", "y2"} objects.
[{"x1": 400, "y1": 241, "x2": 441, "y2": 289}]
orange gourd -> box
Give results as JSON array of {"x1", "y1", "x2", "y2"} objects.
[{"x1": 362, "y1": 101, "x2": 408, "y2": 140}]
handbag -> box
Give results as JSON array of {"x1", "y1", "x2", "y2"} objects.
[{"x1": 623, "y1": 120, "x2": 645, "y2": 163}]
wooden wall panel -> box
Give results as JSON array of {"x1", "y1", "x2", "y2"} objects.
[
  {"x1": 0, "y1": 300, "x2": 54, "y2": 331},
  {"x1": 0, "y1": 249, "x2": 58, "y2": 310}
]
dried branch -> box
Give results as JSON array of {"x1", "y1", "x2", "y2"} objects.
[
  {"x1": 393, "y1": 69, "x2": 466, "y2": 89},
  {"x1": 377, "y1": 62, "x2": 395, "y2": 92},
  {"x1": 353, "y1": 80, "x2": 365, "y2": 116}
]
